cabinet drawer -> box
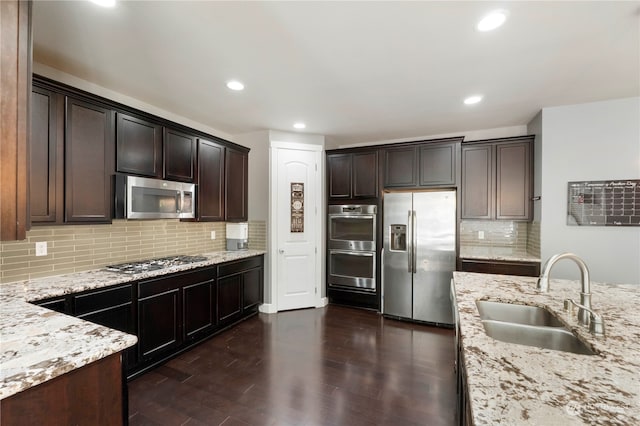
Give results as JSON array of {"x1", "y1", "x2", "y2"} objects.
[
  {"x1": 73, "y1": 284, "x2": 132, "y2": 315},
  {"x1": 218, "y1": 256, "x2": 262, "y2": 277},
  {"x1": 35, "y1": 297, "x2": 68, "y2": 313},
  {"x1": 139, "y1": 268, "x2": 214, "y2": 298}
]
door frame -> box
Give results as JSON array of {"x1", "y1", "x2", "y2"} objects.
[{"x1": 267, "y1": 141, "x2": 326, "y2": 313}]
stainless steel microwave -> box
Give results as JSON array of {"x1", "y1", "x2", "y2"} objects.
[{"x1": 114, "y1": 175, "x2": 196, "y2": 219}]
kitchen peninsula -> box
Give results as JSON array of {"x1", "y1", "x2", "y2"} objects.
[
  {"x1": 453, "y1": 272, "x2": 640, "y2": 425},
  {"x1": 0, "y1": 250, "x2": 265, "y2": 423}
]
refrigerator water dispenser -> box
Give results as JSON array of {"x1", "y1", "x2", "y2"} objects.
[{"x1": 390, "y1": 225, "x2": 407, "y2": 251}]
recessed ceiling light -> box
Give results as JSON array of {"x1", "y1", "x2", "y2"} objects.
[
  {"x1": 89, "y1": 0, "x2": 116, "y2": 7},
  {"x1": 464, "y1": 95, "x2": 483, "y2": 105},
  {"x1": 293, "y1": 122, "x2": 306, "y2": 130},
  {"x1": 477, "y1": 10, "x2": 508, "y2": 32},
  {"x1": 226, "y1": 80, "x2": 245, "y2": 91}
]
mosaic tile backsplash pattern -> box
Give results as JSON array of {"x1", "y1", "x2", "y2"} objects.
[
  {"x1": 460, "y1": 220, "x2": 540, "y2": 256},
  {"x1": 0, "y1": 220, "x2": 267, "y2": 284}
]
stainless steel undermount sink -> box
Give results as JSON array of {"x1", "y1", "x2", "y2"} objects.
[
  {"x1": 476, "y1": 300, "x2": 564, "y2": 327},
  {"x1": 481, "y1": 320, "x2": 596, "y2": 355},
  {"x1": 476, "y1": 300, "x2": 596, "y2": 355}
]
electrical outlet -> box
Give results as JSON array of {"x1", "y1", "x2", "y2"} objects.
[
  {"x1": 478, "y1": 231, "x2": 485, "y2": 240},
  {"x1": 35, "y1": 241, "x2": 48, "y2": 256},
  {"x1": 210, "y1": 231, "x2": 216, "y2": 240}
]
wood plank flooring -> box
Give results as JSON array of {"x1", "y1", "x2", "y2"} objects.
[{"x1": 128, "y1": 305, "x2": 456, "y2": 426}]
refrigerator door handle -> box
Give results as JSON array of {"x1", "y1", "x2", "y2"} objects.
[
  {"x1": 380, "y1": 247, "x2": 385, "y2": 313},
  {"x1": 412, "y1": 210, "x2": 417, "y2": 273},
  {"x1": 407, "y1": 210, "x2": 413, "y2": 273}
]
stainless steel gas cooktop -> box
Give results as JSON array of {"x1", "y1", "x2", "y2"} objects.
[{"x1": 105, "y1": 255, "x2": 208, "y2": 274}]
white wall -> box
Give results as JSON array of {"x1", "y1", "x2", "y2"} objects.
[
  {"x1": 34, "y1": 63, "x2": 234, "y2": 142},
  {"x1": 537, "y1": 97, "x2": 640, "y2": 284}
]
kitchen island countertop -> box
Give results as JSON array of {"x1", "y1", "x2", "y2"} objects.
[
  {"x1": 0, "y1": 250, "x2": 265, "y2": 400},
  {"x1": 453, "y1": 271, "x2": 639, "y2": 425}
]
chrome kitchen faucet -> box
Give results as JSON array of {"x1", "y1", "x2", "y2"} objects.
[{"x1": 537, "y1": 253, "x2": 604, "y2": 335}]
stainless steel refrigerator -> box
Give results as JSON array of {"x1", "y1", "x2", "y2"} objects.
[{"x1": 382, "y1": 191, "x2": 456, "y2": 325}]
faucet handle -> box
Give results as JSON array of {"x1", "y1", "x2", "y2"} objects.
[{"x1": 564, "y1": 299, "x2": 606, "y2": 336}]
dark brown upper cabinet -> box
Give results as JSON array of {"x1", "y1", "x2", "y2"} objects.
[
  {"x1": 0, "y1": 0, "x2": 31, "y2": 241},
  {"x1": 116, "y1": 113, "x2": 162, "y2": 178},
  {"x1": 197, "y1": 138, "x2": 225, "y2": 221},
  {"x1": 225, "y1": 147, "x2": 248, "y2": 222},
  {"x1": 163, "y1": 128, "x2": 196, "y2": 182},
  {"x1": 64, "y1": 96, "x2": 114, "y2": 223},
  {"x1": 383, "y1": 138, "x2": 462, "y2": 189},
  {"x1": 419, "y1": 142, "x2": 458, "y2": 186},
  {"x1": 327, "y1": 150, "x2": 378, "y2": 200},
  {"x1": 461, "y1": 136, "x2": 533, "y2": 221},
  {"x1": 30, "y1": 87, "x2": 63, "y2": 224}
]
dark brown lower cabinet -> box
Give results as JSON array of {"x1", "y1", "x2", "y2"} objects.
[
  {"x1": 182, "y1": 278, "x2": 216, "y2": 342},
  {"x1": 138, "y1": 287, "x2": 181, "y2": 361},
  {"x1": 72, "y1": 284, "x2": 137, "y2": 371},
  {"x1": 31, "y1": 256, "x2": 263, "y2": 381},
  {"x1": 218, "y1": 274, "x2": 242, "y2": 324},
  {"x1": 459, "y1": 259, "x2": 540, "y2": 277},
  {"x1": 218, "y1": 256, "x2": 264, "y2": 324},
  {"x1": 0, "y1": 353, "x2": 124, "y2": 426}
]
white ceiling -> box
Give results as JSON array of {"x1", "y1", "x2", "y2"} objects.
[{"x1": 32, "y1": 1, "x2": 640, "y2": 146}]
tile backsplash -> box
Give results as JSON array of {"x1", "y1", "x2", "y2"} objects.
[
  {"x1": 0, "y1": 220, "x2": 231, "y2": 284},
  {"x1": 460, "y1": 220, "x2": 538, "y2": 253}
]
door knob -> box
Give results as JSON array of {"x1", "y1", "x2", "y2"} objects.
[{"x1": 279, "y1": 249, "x2": 284, "y2": 254}]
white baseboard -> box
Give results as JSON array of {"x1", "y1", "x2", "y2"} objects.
[
  {"x1": 258, "y1": 303, "x2": 278, "y2": 314},
  {"x1": 316, "y1": 297, "x2": 329, "y2": 308}
]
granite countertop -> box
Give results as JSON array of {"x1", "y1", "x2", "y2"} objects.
[
  {"x1": 453, "y1": 272, "x2": 640, "y2": 425},
  {"x1": 459, "y1": 246, "x2": 541, "y2": 262},
  {"x1": 0, "y1": 249, "x2": 265, "y2": 400}
]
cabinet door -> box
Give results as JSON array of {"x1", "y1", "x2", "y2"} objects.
[
  {"x1": 65, "y1": 97, "x2": 114, "y2": 223},
  {"x1": 225, "y1": 148, "x2": 248, "y2": 221},
  {"x1": 164, "y1": 128, "x2": 196, "y2": 182},
  {"x1": 116, "y1": 113, "x2": 162, "y2": 178},
  {"x1": 182, "y1": 279, "x2": 216, "y2": 341},
  {"x1": 197, "y1": 139, "x2": 225, "y2": 221},
  {"x1": 242, "y1": 267, "x2": 263, "y2": 312},
  {"x1": 30, "y1": 87, "x2": 63, "y2": 224},
  {"x1": 419, "y1": 142, "x2": 457, "y2": 186},
  {"x1": 217, "y1": 274, "x2": 242, "y2": 323},
  {"x1": 0, "y1": 0, "x2": 30, "y2": 241},
  {"x1": 352, "y1": 151, "x2": 378, "y2": 198},
  {"x1": 461, "y1": 145, "x2": 493, "y2": 219},
  {"x1": 384, "y1": 147, "x2": 417, "y2": 187},
  {"x1": 496, "y1": 142, "x2": 532, "y2": 220},
  {"x1": 327, "y1": 154, "x2": 352, "y2": 198},
  {"x1": 138, "y1": 289, "x2": 181, "y2": 360}
]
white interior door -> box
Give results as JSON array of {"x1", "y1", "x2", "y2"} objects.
[{"x1": 273, "y1": 144, "x2": 320, "y2": 311}]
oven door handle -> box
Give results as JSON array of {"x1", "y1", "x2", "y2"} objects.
[
  {"x1": 328, "y1": 214, "x2": 375, "y2": 220},
  {"x1": 329, "y1": 250, "x2": 374, "y2": 257}
]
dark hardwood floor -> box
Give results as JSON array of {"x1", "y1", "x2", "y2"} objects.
[{"x1": 128, "y1": 305, "x2": 456, "y2": 426}]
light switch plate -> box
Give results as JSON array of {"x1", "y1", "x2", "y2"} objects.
[
  {"x1": 35, "y1": 241, "x2": 48, "y2": 256},
  {"x1": 478, "y1": 231, "x2": 485, "y2": 240},
  {"x1": 210, "y1": 231, "x2": 216, "y2": 240}
]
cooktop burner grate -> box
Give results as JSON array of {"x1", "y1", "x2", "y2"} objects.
[{"x1": 105, "y1": 255, "x2": 208, "y2": 274}]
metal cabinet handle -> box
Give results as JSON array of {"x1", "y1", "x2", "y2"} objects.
[{"x1": 279, "y1": 249, "x2": 284, "y2": 254}]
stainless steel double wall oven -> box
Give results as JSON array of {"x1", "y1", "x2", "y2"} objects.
[{"x1": 328, "y1": 205, "x2": 377, "y2": 293}]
